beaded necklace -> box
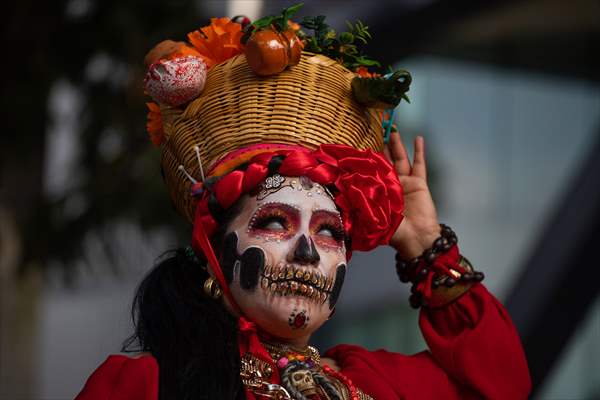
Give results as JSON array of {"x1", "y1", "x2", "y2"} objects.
[{"x1": 258, "y1": 340, "x2": 371, "y2": 400}]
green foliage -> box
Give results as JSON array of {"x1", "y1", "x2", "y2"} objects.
[
  {"x1": 299, "y1": 16, "x2": 380, "y2": 70},
  {"x1": 241, "y1": 3, "x2": 303, "y2": 44},
  {"x1": 352, "y1": 69, "x2": 412, "y2": 108}
]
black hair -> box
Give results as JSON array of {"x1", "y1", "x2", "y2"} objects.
[
  {"x1": 121, "y1": 162, "x2": 346, "y2": 399},
  {"x1": 122, "y1": 202, "x2": 246, "y2": 399}
]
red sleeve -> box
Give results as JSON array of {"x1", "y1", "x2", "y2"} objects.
[
  {"x1": 325, "y1": 344, "x2": 461, "y2": 399},
  {"x1": 326, "y1": 284, "x2": 531, "y2": 400},
  {"x1": 419, "y1": 283, "x2": 531, "y2": 399},
  {"x1": 75, "y1": 354, "x2": 158, "y2": 400}
]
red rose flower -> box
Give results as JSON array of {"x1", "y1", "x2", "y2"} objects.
[{"x1": 314, "y1": 145, "x2": 404, "y2": 251}]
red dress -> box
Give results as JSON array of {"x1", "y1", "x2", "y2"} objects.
[{"x1": 75, "y1": 284, "x2": 531, "y2": 400}]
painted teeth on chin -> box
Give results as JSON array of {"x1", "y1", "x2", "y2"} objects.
[
  {"x1": 260, "y1": 267, "x2": 333, "y2": 302},
  {"x1": 290, "y1": 281, "x2": 299, "y2": 293},
  {"x1": 311, "y1": 273, "x2": 318, "y2": 285},
  {"x1": 278, "y1": 281, "x2": 288, "y2": 295},
  {"x1": 303, "y1": 270, "x2": 311, "y2": 282},
  {"x1": 313, "y1": 289, "x2": 320, "y2": 301},
  {"x1": 300, "y1": 284, "x2": 308, "y2": 294}
]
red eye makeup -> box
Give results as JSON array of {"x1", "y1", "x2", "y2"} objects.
[
  {"x1": 248, "y1": 203, "x2": 300, "y2": 240},
  {"x1": 310, "y1": 210, "x2": 345, "y2": 248}
]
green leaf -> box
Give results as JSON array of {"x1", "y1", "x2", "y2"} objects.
[
  {"x1": 282, "y1": 3, "x2": 303, "y2": 21},
  {"x1": 339, "y1": 31, "x2": 354, "y2": 44},
  {"x1": 252, "y1": 15, "x2": 275, "y2": 29},
  {"x1": 355, "y1": 57, "x2": 381, "y2": 67},
  {"x1": 355, "y1": 35, "x2": 368, "y2": 44}
]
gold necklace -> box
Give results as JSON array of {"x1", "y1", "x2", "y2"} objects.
[
  {"x1": 241, "y1": 340, "x2": 374, "y2": 399},
  {"x1": 261, "y1": 340, "x2": 321, "y2": 368}
]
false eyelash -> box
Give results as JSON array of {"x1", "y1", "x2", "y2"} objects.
[
  {"x1": 317, "y1": 223, "x2": 346, "y2": 242},
  {"x1": 253, "y1": 215, "x2": 288, "y2": 230}
]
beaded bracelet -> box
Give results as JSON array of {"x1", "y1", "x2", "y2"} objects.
[{"x1": 395, "y1": 224, "x2": 484, "y2": 308}]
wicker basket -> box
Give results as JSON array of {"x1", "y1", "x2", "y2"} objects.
[{"x1": 161, "y1": 51, "x2": 383, "y2": 222}]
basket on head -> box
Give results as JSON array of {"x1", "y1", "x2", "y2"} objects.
[{"x1": 160, "y1": 51, "x2": 384, "y2": 222}]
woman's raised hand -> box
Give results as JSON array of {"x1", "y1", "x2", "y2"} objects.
[{"x1": 384, "y1": 132, "x2": 441, "y2": 259}]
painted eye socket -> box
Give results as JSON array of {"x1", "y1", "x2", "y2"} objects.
[
  {"x1": 255, "y1": 216, "x2": 287, "y2": 231},
  {"x1": 315, "y1": 224, "x2": 345, "y2": 242},
  {"x1": 317, "y1": 227, "x2": 334, "y2": 237},
  {"x1": 248, "y1": 203, "x2": 299, "y2": 239},
  {"x1": 263, "y1": 218, "x2": 286, "y2": 231}
]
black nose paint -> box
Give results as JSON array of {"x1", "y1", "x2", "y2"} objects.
[
  {"x1": 220, "y1": 232, "x2": 266, "y2": 292},
  {"x1": 293, "y1": 235, "x2": 321, "y2": 264},
  {"x1": 329, "y1": 263, "x2": 346, "y2": 309}
]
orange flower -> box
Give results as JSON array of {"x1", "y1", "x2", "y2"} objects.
[
  {"x1": 187, "y1": 17, "x2": 244, "y2": 69},
  {"x1": 167, "y1": 43, "x2": 202, "y2": 60},
  {"x1": 355, "y1": 66, "x2": 381, "y2": 78},
  {"x1": 288, "y1": 20, "x2": 301, "y2": 32},
  {"x1": 146, "y1": 102, "x2": 165, "y2": 147}
]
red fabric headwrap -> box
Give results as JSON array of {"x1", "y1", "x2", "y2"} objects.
[{"x1": 190, "y1": 144, "x2": 404, "y2": 361}]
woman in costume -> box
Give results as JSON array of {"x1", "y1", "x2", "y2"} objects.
[{"x1": 76, "y1": 6, "x2": 531, "y2": 400}]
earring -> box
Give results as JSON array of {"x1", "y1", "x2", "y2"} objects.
[{"x1": 203, "y1": 276, "x2": 222, "y2": 299}]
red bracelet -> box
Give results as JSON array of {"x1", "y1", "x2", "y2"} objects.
[{"x1": 395, "y1": 224, "x2": 484, "y2": 308}]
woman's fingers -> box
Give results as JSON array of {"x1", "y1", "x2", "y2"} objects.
[
  {"x1": 383, "y1": 144, "x2": 393, "y2": 164},
  {"x1": 412, "y1": 136, "x2": 427, "y2": 179},
  {"x1": 389, "y1": 131, "x2": 411, "y2": 176}
]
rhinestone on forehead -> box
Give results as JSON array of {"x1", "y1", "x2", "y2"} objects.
[
  {"x1": 258, "y1": 201, "x2": 301, "y2": 210},
  {"x1": 286, "y1": 177, "x2": 335, "y2": 201},
  {"x1": 264, "y1": 174, "x2": 285, "y2": 189}
]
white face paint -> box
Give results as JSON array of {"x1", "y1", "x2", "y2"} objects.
[{"x1": 222, "y1": 176, "x2": 347, "y2": 342}]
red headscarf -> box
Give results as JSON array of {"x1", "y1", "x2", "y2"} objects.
[
  {"x1": 191, "y1": 143, "x2": 403, "y2": 312},
  {"x1": 190, "y1": 144, "x2": 404, "y2": 391}
]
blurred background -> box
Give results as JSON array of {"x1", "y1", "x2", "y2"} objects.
[{"x1": 1, "y1": 0, "x2": 599, "y2": 398}]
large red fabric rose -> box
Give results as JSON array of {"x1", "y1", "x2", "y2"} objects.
[
  {"x1": 191, "y1": 143, "x2": 404, "y2": 316},
  {"x1": 193, "y1": 144, "x2": 403, "y2": 254},
  {"x1": 313, "y1": 145, "x2": 404, "y2": 251}
]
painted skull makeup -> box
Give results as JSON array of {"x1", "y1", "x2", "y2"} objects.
[{"x1": 219, "y1": 176, "x2": 347, "y2": 341}]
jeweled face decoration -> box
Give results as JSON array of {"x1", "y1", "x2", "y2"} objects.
[{"x1": 219, "y1": 175, "x2": 347, "y2": 340}]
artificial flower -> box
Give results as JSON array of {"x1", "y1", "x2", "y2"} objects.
[
  {"x1": 146, "y1": 102, "x2": 165, "y2": 147},
  {"x1": 167, "y1": 43, "x2": 202, "y2": 60},
  {"x1": 313, "y1": 144, "x2": 404, "y2": 251},
  {"x1": 355, "y1": 66, "x2": 381, "y2": 78},
  {"x1": 187, "y1": 17, "x2": 244, "y2": 69}
]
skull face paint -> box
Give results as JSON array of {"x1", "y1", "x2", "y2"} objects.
[
  {"x1": 221, "y1": 176, "x2": 347, "y2": 341},
  {"x1": 219, "y1": 232, "x2": 266, "y2": 292},
  {"x1": 288, "y1": 308, "x2": 309, "y2": 330}
]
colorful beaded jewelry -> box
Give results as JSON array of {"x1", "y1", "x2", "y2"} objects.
[{"x1": 395, "y1": 224, "x2": 485, "y2": 308}]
